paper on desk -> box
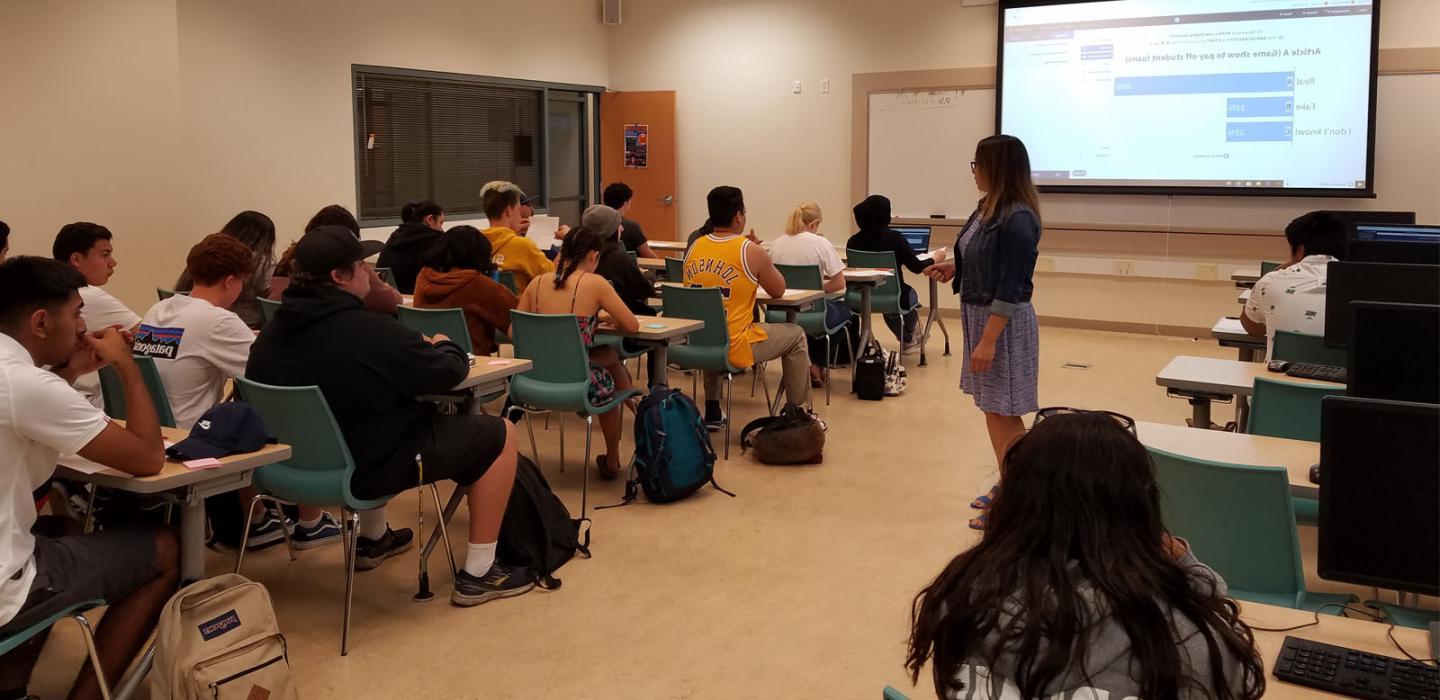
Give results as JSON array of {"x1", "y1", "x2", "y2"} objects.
[
  {"x1": 184, "y1": 458, "x2": 224, "y2": 470},
  {"x1": 526, "y1": 215, "x2": 560, "y2": 252},
  {"x1": 487, "y1": 360, "x2": 512, "y2": 366}
]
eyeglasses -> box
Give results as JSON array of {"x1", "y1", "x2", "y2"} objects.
[
  {"x1": 1033, "y1": 406, "x2": 1137, "y2": 435},
  {"x1": 969, "y1": 161, "x2": 977, "y2": 173}
]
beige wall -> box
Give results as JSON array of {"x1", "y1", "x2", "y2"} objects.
[{"x1": 0, "y1": 0, "x2": 609, "y2": 311}]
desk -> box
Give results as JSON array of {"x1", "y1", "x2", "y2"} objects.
[
  {"x1": 1233, "y1": 268, "x2": 1261, "y2": 287},
  {"x1": 598, "y1": 316, "x2": 703, "y2": 388},
  {"x1": 1213, "y1": 316, "x2": 1267, "y2": 363},
  {"x1": 845, "y1": 268, "x2": 894, "y2": 351},
  {"x1": 57, "y1": 428, "x2": 292, "y2": 582},
  {"x1": 1239, "y1": 288, "x2": 1252, "y2": 305},
  {"x1": 1136, "y1": 420, "x2": 1319, "y2": 499},
  {"x1": 757, "y1": 288, "x2": 825, "y2": 324},
  {"x1": 647, "y1": 240, "x2": 687, "y2": 255},
  {"x1": 918, "y1": 276, "x2": 952, "y2": 366},
  {"x1": 636, "y1": 257, "x2": 666, "y2": 271},
  {"x1": 1156, "y1": 356, "x2": 1344, "y2": 430},
  {"x1": 454, "y1": 357, "x2": 531, "y2": 394},
  {"x1": 1240, "y1": 600, "x2": 1434, "y2": 699}
]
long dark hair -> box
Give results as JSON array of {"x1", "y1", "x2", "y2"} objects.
[
  {"x1": 305, "y1": 204, "x2": 360, "y2": 236},
  {"x1": 975, "y1": 135, "x2": 1041, "y2": 224},
  {"x1": 553, "y1": 226, "x2": 604, "y2": 290},
  {"x1": 220, "y1": 210, "x2": 276, "y2": 274},
  {"x1": 401, "y1": 201, "x2": 443, "y2": 224},
  {"x1": 907, "y1": 412, "x2": 1264, "y2": 700},
  {"x1": 422, "y1": 225, "x2": 493, "y2": 275}
]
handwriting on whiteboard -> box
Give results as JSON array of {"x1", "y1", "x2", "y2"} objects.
[{"x1": 870, "y1": 90, "x2": 965, "y2": 112}]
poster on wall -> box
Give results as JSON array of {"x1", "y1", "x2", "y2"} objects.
[{"x1": 624, "y1": 124, "x2": 649, "y2": 169}]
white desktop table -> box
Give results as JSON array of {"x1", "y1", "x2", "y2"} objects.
[
  {"x1": 1156, "y1": 355, "x2": 1345, "y2": 430},
  {"x1": 1212, "y1": 316, "x2": 1267, "y2": 362},
  {"x1": 1136, "y1": 420, "x2": 1319, "y2": 499}
]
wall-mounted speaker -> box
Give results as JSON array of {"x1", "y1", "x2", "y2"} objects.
[{"x1": 603, "y1": 0, "x2": 621, "y2": 25}]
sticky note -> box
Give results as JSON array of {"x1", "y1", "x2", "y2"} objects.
[
  {"x1": 183, "y1": 458, "x2": 224, "y2": 470},
  {"x1": 487, "y1": 360, "x2": 511, "y2": 366},
  {"x1": 645, "y1": 323, "x2": 667, "y2": 329}
]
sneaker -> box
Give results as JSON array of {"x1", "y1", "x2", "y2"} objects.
[
  {"x1": 450, "y1": 563, "x2": 536, "y2": 607},
  {"x1": 703, "y1": 401, "x2": 726, "y2": 432},
  {"x1": 354, "y1": 527, "x2": 414, "y2": 571},
  {"x1": 246, "y1": 509, "x2": 291, "y2": 551},
  {"x1": 291, "y1": 512, "x2": 343, "y2": 550},
  {"x1": 902, "y1": 338, "x2": 924, "y2": 355}
]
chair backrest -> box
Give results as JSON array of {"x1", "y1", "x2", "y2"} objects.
[
  {"x1": 233, "y1": 378, "x2": 358, "y2": 480},
  {"x1": 1271, "y1": 331, "x2": 1347, "y2": 366},
  {"x1": 774, "y1": 263, "x2": 825, "y2": 291},
  {"x1": 498, "y1": 270, "x2": 520, "y2": 294},
  {"x1": 1260, "y1": 260, "x2": 1282, "y2": 277},
  {"x1": 882, "y1": 687, "x2": 911, "y2": 700},
  {"x1": 1148, "y1": 447, "x2": 1306, "y2": 606},
  {"x1": 664, "y1": 256, "x2": 684, "y2": 281},
  {"x1": 661, "y1": 286, "x2": 732, "y2": 349},
  {"x1": 396, "y1": 306, "x2": 473, "y2": 354},
  {"x1": 507, "y1": 311, "x2": 593, "y2": 411},
  {"x1": 845, "y1": 249, "x2": 903, "y2": 297},
  {"x1": 1248, "y1": 377, "x2": 1345, "y2": 441},
  {"x1": 98, "y1": 356, "x2": 178, "y2": 428},
  {"x1": 257, "y1": 297, "x2": 281, "y2": 325},
  {"x1": 156, "y1": 288, "x2": 189, "y2": 301},
  {"x1": 374, "y1": 267, "x2": 398, "y2": 288}
]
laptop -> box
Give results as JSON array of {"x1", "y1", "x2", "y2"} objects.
[{"x1": 893, "y1": 226, "x2": 931, "y2": 254}]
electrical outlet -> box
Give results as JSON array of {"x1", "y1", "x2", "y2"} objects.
[
  {"x1": 820, "y1": 78, "x2": 831, "y2": 94},
  {"x1": 1035, "y1": 256, "x2": 1056, "y2": 272},
  {"x1": 1194, "y1": 263, "x2": 1218, "y2": 280},
  {"x1": 792, "y1": 80, "x2": 802, "y2": 94},
  {"x1": 1113, "y1": 259, "x2": 1136, "y2": 276}
]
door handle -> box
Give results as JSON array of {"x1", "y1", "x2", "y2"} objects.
[{"x1": 661, "y1": 196, "x2": 675, "y2": 205}]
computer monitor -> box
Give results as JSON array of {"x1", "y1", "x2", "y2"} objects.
[
  {"x1": 1318, "y1": 397, "x2": 1440, "y2": 597},
  {"x1": 1316, "y1": 210, "x2": 1416, "y2": 240},
  {"x1": 1347, "y1": 302, "x2": 1440, "y2": 404},
  {"x1": 1348, "y1": 239, "x2": 1440, "y2": 266},
  {"x1": 892, "y1": 226, "x2": 931, "y2": 254},
  {"x1": 1322, "y1": 262, "x2": 1440, "y2": 348},
  {"x1": 1354, "y1": 223, "x2": 1440, "y2": 243}
]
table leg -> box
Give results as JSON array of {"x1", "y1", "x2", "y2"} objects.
[
  {"x1": 180, "y1": 493, "x2": 206, "y2": 582},
  {"x1": 784, "y1": 307, "x2": 798, "y2": 325},
  {"x1": 1188, "y1": 397, "x2": 1213, "y2": 430},
  {"x1": 1238, "y1": 346, "x2": 1259, "y2": 363},
  {"x1": 858, "y1": 286, "x2": 875, "y2": 352},
  {"x1": 1237, "y1": 396, "x2": 1251, "y2": 433},
  {"x1": 920, "y1": 277, "x2": 952, "y2": 366},
  {"x1": 650, "y1": 342, "x2": 669, "y2": 390}
]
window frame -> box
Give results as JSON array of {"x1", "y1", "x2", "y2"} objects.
[{"x1": 351, "y1": 64, "x2": 604, "y2": 227}]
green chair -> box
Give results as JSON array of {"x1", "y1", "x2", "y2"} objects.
[
  {"x1": 397, "y1": 306, "x2": 473, "y2": 355},
  {"x1": 0, "y1": 600, "x2": 111, "y2": 699},
  {"x1": 883, "y1": 687, "x2": 910, "y2": 700},
  {"x1": 155, "y1": 288, "x2": 188, "y2": 301},
  {"x1": 663, "y1": 286, "x2": 746, "y2": 459},
  {"x1": 1148, "y1": 447, "x2": 1355, "y2": 612},
  {"x1": 845, "y1": 249, "x2": 920, "y2": 349},
  {"x1": 498, "y1": 270, "x2": 520, "y2": 295},
  {"x1": 664, "y1": 256, "x2": 684, "y2": 282},
  {"x1": 1260, "y1": 260, "x2": 1282, "y2": 277},
  {"x1": 98, "y1": 356, "x2": 178, "y2": 428},
  {"x1": 257, "y1": 297, "x2": 281, "y2": 325},
  {"x1": 374, "y1": 267, "x2": 398, "y2": 288},
  {"x1": 507, "y1": 312, "x2": 642, "y2": 513},
  {"x1": 1247, "y1": 377, "x2": 1345, "y2": 527},
  {"x1": 1272, "y1": 331, "x2": 1347, "y2": 367},
  {"x1": 233, "y1": 378, "x2": 449, "y2": 656},
  {"x1": 765, "y1": 264, "x2": 853, "y2": 405}
]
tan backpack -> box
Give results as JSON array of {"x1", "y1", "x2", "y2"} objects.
[{"x1": 151, "y1": 574, "x2": 299, "y2": 700}]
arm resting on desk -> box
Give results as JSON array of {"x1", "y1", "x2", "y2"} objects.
[{"x1": 77, "y1": 359, "x2": 165, "y2": 476}]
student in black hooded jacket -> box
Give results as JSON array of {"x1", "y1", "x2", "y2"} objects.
[
  {"x1": 846, "y1": 194, "x2": 947, "y2": 353},
  {"x1": 378, "y1": 201, "x2": 445, "y2": 294}
]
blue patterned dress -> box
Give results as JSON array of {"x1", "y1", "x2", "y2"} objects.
[{"x1": 956, "y1": 214, "x2": 1041, "y2": 417}]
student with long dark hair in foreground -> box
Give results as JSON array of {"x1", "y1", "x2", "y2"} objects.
[{"x1": 906, "y1": 409, "x2": 1265, "y2": 700}]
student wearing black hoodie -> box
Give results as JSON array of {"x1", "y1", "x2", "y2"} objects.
[
  {"x1": 846, "y1": 195, "x2": 947, "y2": 353},
  {"x1": 247, "y1": 226, "x2": 534, "y2": 607},
  {"x1": 378, "y1": 201, "x2": 446, "y2": 294}
]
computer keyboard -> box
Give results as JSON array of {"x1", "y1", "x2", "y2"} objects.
[
  {"x1": 1274, "y1": 636, "x2": 1439, "y2": 699},
  {"x1": 1285, "y1": 362, "x2": 1349, "y2": 384}
]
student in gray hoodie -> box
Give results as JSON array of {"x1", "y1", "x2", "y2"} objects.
[{"x1": 907, "y1": 409, "x2": 1265, "y2": 700}]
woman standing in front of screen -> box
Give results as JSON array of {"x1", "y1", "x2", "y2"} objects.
[{"x1": 926, "y1": 134, "x2": 1043, "y2": 531}]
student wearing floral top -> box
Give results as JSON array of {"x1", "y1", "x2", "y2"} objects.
[{"x1": 1241, "y1": 212, "x2": 1349, "y2": 361}]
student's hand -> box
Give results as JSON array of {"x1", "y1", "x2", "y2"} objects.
[
  {"x1": 746, "y1": 229, "x2": 761, "y2": 244},
  {"x1": 60, "y1": 331, "x2": 108, "y2": 378},
  {"x1": 970, "y1": 339, "x2": 996, "y2": 374},
  {"x1": 554, "y1": 225, "x2": 571, "y2": 240},
  {"x1": 88, "y1": 327, "x2": 136, "y2": 368},
  {"x1": 925, "y1": 261, "x2": 957, "y2": 283},
  {"x1": 930, "y1": 249, "x2": 949, "y2": 263}
]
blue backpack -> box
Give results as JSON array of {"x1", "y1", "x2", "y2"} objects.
[{"x1": 602, "y1": 387, "x2": 734, "y2": 506}]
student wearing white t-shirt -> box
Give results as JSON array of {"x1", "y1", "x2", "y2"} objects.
[
  {"x1": 768, "y1": 202, "x2": 853, "y2": 387},
  {"x1": 1241, "y1": 212, "x2": 1350, "y2": 361},
  {"x1": 142, "y1": 234, "x2": 342, "y2": 551},
  {"x1": 0, "y1": 256, "x2": 179, "y2": 700},
  {"x1": 52, "y1": 222, "x2": 142, "y2": 408}
]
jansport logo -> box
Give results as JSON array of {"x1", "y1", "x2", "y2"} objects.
[
  {"x1": 133, "y1": 325, "x2": 184, "y2": 360},
  {"x1": 198, "y1": 609, "x2": 242, "y2": 641}
]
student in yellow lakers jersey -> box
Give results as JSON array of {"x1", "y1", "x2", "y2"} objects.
[{"x1": 683, "y1": 186, "x2": 811, "y2": 427}]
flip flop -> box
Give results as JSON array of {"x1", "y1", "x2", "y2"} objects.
[
  {"x1": 595, "y1": 455, "x2": 621, "y2": 481},
  {"x1": 970, "y1": 484, "x2": 999, "y2": 510},
  {"x1": 968, "y1": 513, "x2": 989, "y2": 531}
]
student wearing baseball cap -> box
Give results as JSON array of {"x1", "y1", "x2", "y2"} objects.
[
  {"x1": 478, "y1": 181, "x2": 554, "y2": 292},
  {"x1": 267, "y1": 204, "x2": 402, "y2": 316},
  {"x1": 247, "y1": 226, "x2": 533, "y2": 605}
]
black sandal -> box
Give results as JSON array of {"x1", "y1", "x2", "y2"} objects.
[{"x1": 595, "y1": 455, "x2": 621, "y2": 481}]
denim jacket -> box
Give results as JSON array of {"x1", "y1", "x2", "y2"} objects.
[{"x1": 952, "y1": 204, "x2": 1041, "y2": 318}]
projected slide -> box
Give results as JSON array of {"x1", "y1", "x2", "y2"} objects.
[{"x1": 999, "y1": 0, "x2": 1375, "y2": 192}]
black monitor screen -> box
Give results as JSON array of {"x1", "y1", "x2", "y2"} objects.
[
  {"x1": 1355, "y1": 224, "x2": 1440, "y2": 243},
  {"x1": 893, "y1": 226, "x2": 932, "y2": 254},
  {"x1": 1319, "y1": 397, "x2": 1440, "y2": 596},
  {"x1": 1323, "y1": 262, "x2": 1440, "y2": 348},
  {"x1": 1320, "y1": 210, "x2": 1416, "y2": 240},
  {"x1": 1348, "y1": 240, "x2": 1440, "y2": 266},
  {"x1": 1348, "y1": 302, "x2": 1440, "y2": 404}
]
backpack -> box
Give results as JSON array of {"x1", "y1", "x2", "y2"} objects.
[
  {"x1": 604, "y1": 387, "x2": 734, "y2": 506},
  {"x1": 740, "y1": 403, "x2": 827, "y2": 465},
  {"x1": 497, "y1": 455, "x2": 591, "y2": 589},
  {"x1": 854, "y1": 341, "x2": 887, "y2": 401},
  {"x1": 883, "y1": 350, "x2": 908, "y2": 397},
  {"x1": 151, "y1": 574, "x2": 298, "y2": 700}
]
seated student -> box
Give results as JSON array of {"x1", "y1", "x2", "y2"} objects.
[
  {"x1": 583, "y1": 205, "x2": 656, "y2": 317},
  {"x1": 142, "y1": 233, "x2": 341, "y2": 549},
  {"x1": 602, "y1": 183, "x2": 658, "y2": 260},
  {"x1": 377, "y1": 201, "x2": 446, "y2": 295},
  {"x1": 247, "y1": 226, "x2": 532, "y2": 605},
  {"x1": 1241, "y1": 211, "x2": 1349, "y2": 361},
  {"x1": 267, "y1": 204, "x2": 402, "y2": 316},
  {"x1": 53, "y1": 222, "x2": 143, "y2": 408},
  {"x1": 685, "y1": 218, "x2": 715, "y2": 252},
  {"x1": 517, "y1": 227, "x2": 641, "y2": 479},
  {"x1": 847, "y1": 195, "x2": 947, "y2": 354},
  {"x1": 0, "y1": 256, "x2": 180, "y2": 700},
  {"x1": 906, "y1": 409, "x2": 1264, "y2": 700},
  {"x1": 479, "y1": 182, "x2": 554, "y2": 291},
  {"x1": 413, "y1": 225, "x2": 518, "y2": 356},
  {"x1": 768, "y1": 202, "x2": 853, "y2": 387},
  {"x1": 174, "y1": 211, "x2": 278, "y2": 329},
  {"x1": 684, "y1": 186, "x2": 812, "y2": 426},
  {"x1": 0, "y1": 219, "x2": 8, "y2": 263}
]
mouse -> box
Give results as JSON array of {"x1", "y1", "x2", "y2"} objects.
[{"x1": 1309, "y1": 463, "x2": 1321, "y2": 485}]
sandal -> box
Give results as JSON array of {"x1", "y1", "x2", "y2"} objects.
[
  {"x1": 968, "y1": 513, "x2": 989, "y2": 531},
  {"x1": 970, "y1": 484, "x2": 999, "y2": 510},
  {"x1": 595, "y1": 455, "x2": 621, "y2": 481}
]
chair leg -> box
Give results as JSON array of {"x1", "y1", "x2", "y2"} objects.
[
  {"x1": 824, "y1": 334, "x2": 832, "y2": 407},
  {"x1": 83, "y1": 486, "x2": 99, "y2": 534},
  {"x1": 234, "y1": 495, "x2": 260, "y2": 574},
  {"x1": 581, "y1": 416, "x2": 593, "y2": 518},
  {"x1": 723, "y1": 374, "x2": 733, "y2": 461},
  {"x1": 759, "y1": 363, "x2": 774, "y2": 415},
  {"x1": 341, "y1": 510, "x2": 359, "y2": 656},
  {"x1": 520, "y1": 410, "x2": 541, "y2": 468},
  {"x1": 70, "y1": 613, "x2": 112, "y2": 700},
  {"x1": 428, "y1": 484, "x2": 458, "y2": 580},
  {"x1": 843, "y1": 329, "x2": 856, "y2": 394},
  {"x1": 691, "y1": 371, "x2": 698, "y2": 399},
  {"x1": 558, "y1": 417, "x2": 566, "y2": 473}
]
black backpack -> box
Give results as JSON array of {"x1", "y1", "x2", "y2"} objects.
[
  {"x1": 497, "y1": 456, "x2": 590, "y2": 589},
  {"x1": 740, "y1": 403, "x2": 826, "y2": 465},
  {"x1": 853, "y1": 341, "x2": 887, "y2": 401}
]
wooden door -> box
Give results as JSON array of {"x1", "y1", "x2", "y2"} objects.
[{"x1": 600, "y1": 90, "x2": 677, "y2": 241}]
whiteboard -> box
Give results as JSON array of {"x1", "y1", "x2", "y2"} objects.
[{"x1": 867, "y1": 88, "x2": 995, "y2": 220}]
